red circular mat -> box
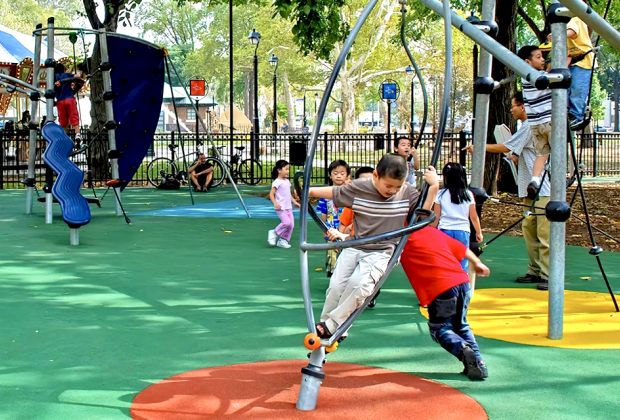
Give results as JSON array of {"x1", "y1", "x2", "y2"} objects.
[{"x1": 130, "y1": 360, "x2": 487, "y2": 420}]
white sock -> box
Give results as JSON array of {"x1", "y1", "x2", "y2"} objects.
[{"x1": 531, "y1": 176, "x2": 540, "y2": 184}]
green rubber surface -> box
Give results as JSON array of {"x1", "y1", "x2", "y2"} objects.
[{"x1": 0, "y1": 187, "x2": 619, "y2": 419}]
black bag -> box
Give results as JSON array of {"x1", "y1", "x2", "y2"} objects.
[{"x1": 157, "y1": 175, "x2": 180, "y2": 190}]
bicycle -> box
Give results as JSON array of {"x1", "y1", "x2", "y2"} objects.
[
  {"x1": 146, "y1": 144, "x2": 188, "y2": 187},
  {"x1": 207, "y1": 145, "x2": 263, "y2": 187}
]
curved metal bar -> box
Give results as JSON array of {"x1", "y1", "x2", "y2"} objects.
[
  {"x1": 301, "y1": 209, "x2": 435, "y2": 251},
  {"x1": 0, "y1": 74, "x2": 43, "y2": 93},
  {"x1": 293, "y1": 171, "x2": 331, "y2": 235},
  {"x1": 400, "y1": 3, "x2": 428, "y2": 148},
  {"x1": 298, "y1": 0, "x2": 381, "y2": 335},
  {"x1": 33, "y1": 27, "x2": 100, "y2": 36},
  {"x1": 417, "y1": 0, "x2": 453, "y2": 208}
]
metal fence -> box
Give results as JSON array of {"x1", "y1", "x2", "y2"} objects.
[{"x1": 2, "y1": 129, "x2": 619, "y2": 189}]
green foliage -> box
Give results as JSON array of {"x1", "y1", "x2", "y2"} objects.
[
  {"x1": 590, "y1": 72, "x2": 607, "y2": 122},
  {"x1": 272, "y1": 0, "x2": 348, "y2": 60}
]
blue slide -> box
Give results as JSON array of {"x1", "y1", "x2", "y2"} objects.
[{"x1": 42, "y1": 123, "x2": 91, "y2": 228}]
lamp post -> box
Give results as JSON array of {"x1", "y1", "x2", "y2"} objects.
[
  {"x1": 268, "y1": 53, "x2": 278, "y2": 134},
  {"x1": 301, "y1": 86, "x2": 307, "y2": 128},
  {"x1": 336, "y1": 107, "x2": 341, "y2": 133},
  {"x1": 248, "y1": 28, "x2": 261, "y2": 162},
  {"x1": 314, "y1": 92, "x2": 318, "y2": 116},
  {"x1": 405, "y1": 65, "x2": 415, "y2": 137}
]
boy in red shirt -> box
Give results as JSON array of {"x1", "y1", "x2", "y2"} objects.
[{"x1": 401, "y1": 226, "x2": 490, "y2": 380}]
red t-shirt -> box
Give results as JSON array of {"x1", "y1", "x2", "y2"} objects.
[{"x1": 400, "y1": 227, "x2": 469, "y2": 306}]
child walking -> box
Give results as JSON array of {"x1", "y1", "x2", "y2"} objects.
[
  {"x1": 309, "y1": 154, "x2": 439, "y2": 338},
  {"x1": 268, "y1": 160, "x2": 300, "y2": 249},
  {"x1": 317, "y1": 160, "x2": 350, "y2": 277},
  {"x1": 400, "y1": 227, "x2": 490, "y2": 380},
  {"x1": 433, "y1": 163, "x2": 483, "y2": 272}
]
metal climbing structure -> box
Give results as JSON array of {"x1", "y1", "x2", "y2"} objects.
[{"x1": 295, "y1": 0, "x2": 620, "y2": 410}]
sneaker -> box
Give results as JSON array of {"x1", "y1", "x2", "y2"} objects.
[
  {"x1": 268, "y1": 229, "x2": 277, "y2": 246},
  {"x1": 569, "y1": 117, "x2": 585, "y2": 131},
  {"x1": 537, "y1": 279, "x2": 549, "y2": 290},
  {"x1": 478, "y1": 361, "x2": 489, "y2": 379},
  {"x1": 516, "y1": 274, "x2": 542, "y2": 284},
  {"x1": 459, "y1": 345, "x2": 484, "y2": 380},
  {"x1": 276, "y1": 238, "x2": 291, "y2": 248},
  {"x1": 527, "y1": 180, "x2": 540, "y2": 200},
  {"x1": 368, "y1": 290, "x2": 381, "y2": 308}
]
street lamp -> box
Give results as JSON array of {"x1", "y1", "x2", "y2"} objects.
[
  {"x1": 301, "y1": 86, "x2": 307, "y2": 128},
  {"x1": 314, "y1": 92, "x2": 319, "y2": 116},
  {"x1": 248, "y1": 28, "x2": 261, "y2": 157},
  {"x1": 268, "y1": 53, "x2": 278, "y2": 134},
  {"x1": 335, "y1": 107, "x2": 341, "y2": 133},
  {"x1": 405, "y1": 65, "x2": 415, "y2": 136}
]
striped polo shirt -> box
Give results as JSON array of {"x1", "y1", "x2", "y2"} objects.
[
  {"x1": 522, "y1": 77, "x2": 552, "y2": 125},
  {"x1": 333, "y1": 177, "x2": 419, "y2": 253}
]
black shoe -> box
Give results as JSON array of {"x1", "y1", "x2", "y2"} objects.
[
  {"x1": 537, "y1": 279, "x2": 549, "y2": 290},
  {"x1": 459, "y1": 345, "x2": 484, "y2": 381},
  {"x1": 368, "y1": 290, "x2": 380, "y2": 308},
  {"x1": 527, "y1": 181, "x2": 540, "y2": 200},
  {"x1": 569, "y1": 118, "x2": 585, "y2": 131},
  {"x1": 516, "y1": 274, "x2": 542, "y2": 284}
]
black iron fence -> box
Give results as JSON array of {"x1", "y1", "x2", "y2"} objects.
[{"x1": 2, "y1": 129, "x2": 619, "y2": 189}]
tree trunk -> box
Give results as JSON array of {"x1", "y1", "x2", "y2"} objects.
[
  {"x1": 340, "y1": 76, "x2": 357, "y2": 134},
  {"x1": 483, "y1": 0, "x2": 518, "y2": 195},
  {"x1": 243, "y1": 69, "x2": 253, "y2": 122},
  {"x1": 86, "y1": 6, "x2": 120, "y2": 182},
  {"x1": 281, "y1": 72, "x2": 295, "y2": 131},
  {"x1": 614, "y1": 66, "x2": 619, "y2": 132}
]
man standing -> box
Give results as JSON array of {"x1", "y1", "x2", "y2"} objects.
[
  {"x1": 189, "y1": 153, "x2": 214, "y2": 192},
  {"x1": 463, "y1": 91, "x2": 550, "y2": 290}
]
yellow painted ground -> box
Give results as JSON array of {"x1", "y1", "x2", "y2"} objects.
[{"x1": 421, "y1": 288, "x2": 620, "y2": 349}]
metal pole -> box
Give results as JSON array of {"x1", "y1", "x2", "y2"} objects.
[
  {"x1": 196, "y1": 98, "x2": 200, "y2": 145},
  {"x1": 98, "y1": 28, "x2": 122, "y2": 216},
  {"x1": 253, "y1": 53, "x2": 259, "y2": 139},
  {"x1": 561, "y1": 0, "x2": 620, "y2": 52},
  {"x1": 303, "y1": 92, "x2": 307, "y2": 128},
  {"x1": 44, "y1": 18, "x2": 55, "y2": 225},
  {"x1": 387, "y1": 102, "x2": 391, "y2": 134},
  {"x1": 273, "y1": 70, "x2": 277, "y2": 134},
  {"x1": 229, "y1": 0, "x2": 234, "y2": 167},
  {"x1": 410, "y1": 80, "x2": 414, "y2": 137},
  {"x1": 26, "y1": 23, "x2": 42, "y2": 214},
  {"x1": 548, "y1": 3, "x2": 569, "y2": 340},
  {"x1": 470, "y1": 0, "x2": 495, "y2": 189}
]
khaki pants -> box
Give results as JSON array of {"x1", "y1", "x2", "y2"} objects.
[
  {"x1": 522, "y1": 196, "x2": 550, "y2": 280},
  {"x1": 320, "y1": 248, "x2": 391, "y2": 334}
]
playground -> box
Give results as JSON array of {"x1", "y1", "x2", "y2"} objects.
[{"x1": 1, "y1": 186, "x2": 620, "y2": 419}]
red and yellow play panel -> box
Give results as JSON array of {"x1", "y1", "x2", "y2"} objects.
[
  {"x1": 130, "y1": 360, "x2": 487, "y2": 420},
  {"x1": 422, "y1": 288, "x2": 620, "y2": 349}
]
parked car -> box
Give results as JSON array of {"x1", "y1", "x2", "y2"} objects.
[{"x1": 595, "y1": 125, "x2": 613, "y2": 133}]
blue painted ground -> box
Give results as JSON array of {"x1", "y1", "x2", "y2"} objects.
[{"x1": 133, "y1": 197, "x2": 301, "y2": 219}]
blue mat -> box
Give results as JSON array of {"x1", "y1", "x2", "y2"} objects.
[{"x1": 133, "y1": 197, "x2": 301, "y2": 219}]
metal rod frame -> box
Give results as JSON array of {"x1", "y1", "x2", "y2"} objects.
[
  {"x1": 400, "y1": 2, "x2": 428, "y2": 148},
  {"x1": 296, "y1": 0, "x2": 451, "y2": 410},
  {"x1": 548, "y1": 3, "x2": 569, "y2": 339},
  {"x1": 44, "y1": 18, "x2": 55, "y2": 225},
  {"x1": 97, "y1": 29, "x2": 122, "y2": 217},
  {"x1": 26, "y1": 24, "x2": 43, "y2": 214}
]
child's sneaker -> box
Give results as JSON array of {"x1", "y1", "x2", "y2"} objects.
[
  {"x1": 459, "y1": 344, "x2": 484, "y2": 381},
  {"x1": 276, "y1": 238, "x2": 291, "y2": 248},
  {"x1": 268, "y1": 229, "x2": 277, "y2": 246}
]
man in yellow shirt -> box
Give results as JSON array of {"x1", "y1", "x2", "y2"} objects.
[{"x1": 566, "y1": 16, "x2": 594, "y2": 130}]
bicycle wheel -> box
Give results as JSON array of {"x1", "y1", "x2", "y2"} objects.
[
  {"x1": 147, "y1": 158, "x2": 178, "y2": 187},
  {"x1": 238, "y1": 159, "x2": 263, "y2": 185},
  {"x1": 206, "y1": 158, "x2": 226, "y2": 188}
]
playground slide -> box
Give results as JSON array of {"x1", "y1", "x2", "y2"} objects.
[{"x1": 42, "y1": 123, "x2": 91, "y2": 227}]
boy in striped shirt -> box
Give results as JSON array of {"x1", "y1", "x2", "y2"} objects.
[
  {"x1": 517, "y1": 45, "x2": 552, "y2": 200},
  {"x1": 309, "y1": 154, "x2": 439, "y2": 338}
]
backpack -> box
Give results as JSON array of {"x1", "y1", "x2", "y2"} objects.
[{"x1": 157, "y1": 175, "x2": 180, "y2": 190}]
